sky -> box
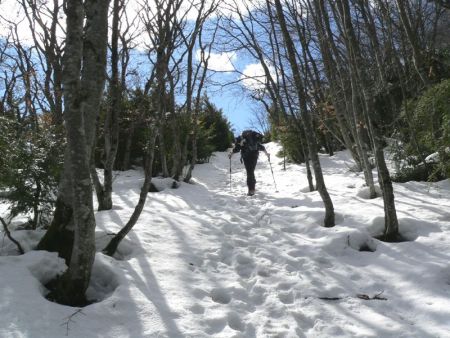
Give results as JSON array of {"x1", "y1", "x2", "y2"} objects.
[
  {"x1": 198, "y1": 51, "x2": 270, "y2": 134},
  {"x1": 208, "y1": 88, "x2": 256, "y2": 135},
  {"x1": 1, "y1": 143, "x2": 450, "y2": 337},
  {"x1": 0, "y1": 0, "x2": 270, "y2": 135}
]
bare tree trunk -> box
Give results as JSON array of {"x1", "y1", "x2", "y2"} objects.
[
  {"x1": 103, "y1": 128, "x2": 158, "y2": 256},
  {"x1": 97, "y1": 0, "x2": 123, "y2": 210},
  {"x1": 20, "y1": 0, "x2": 64, "y2": 126},
  {"x1": 395, "y1": 0, "x2": 428, "y2": 85},
  {"x1": 310, "y1": 0, "x2": 376, "y2": 196},
  {"x1": 273, "y1": 0, "x2": 334, "y2": 227},
  {"x1": 159, "y1": 123, "x2": 170, "y2": 177},
  {"x1": 183, "y1": 23, "x2": 218, "y2": 182},
  {"x1": 334, "y1": 0, "x2": 399, "y2": 238},
  {"x1": 170, "y1": 118, "x2": 183, "y2": 180},
  {"x1": 38, "y1": 0, "x2": 110, "y2": 306},
  {"x1": 121, "y1": 123, "x2": 135, "y2": 171},
  {"x1": 0, "y1": 216, "x2": 24, "y2": 254}
]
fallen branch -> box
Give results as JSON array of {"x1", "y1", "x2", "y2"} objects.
[
  {"x1": 356, "y1": 291, "x2": 387, "y2": 301},
  {"x1": 312, "y1": 291, "x2": 388, "y2": 302},
  {"x1": 318, "y1": 296, "x2": 342, "y2": 301},
  {"x1": 0, "y1": 216, "x2": 24, "y2": 254},
  {"x1": 60, "y1": 308, "x2": 85, "y2": 336}
]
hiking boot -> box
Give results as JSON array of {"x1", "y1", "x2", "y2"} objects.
[{"x1": 247, "y1": 189, "x2": 255, "y2": 196}]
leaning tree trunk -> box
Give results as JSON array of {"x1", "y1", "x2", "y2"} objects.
[
  {"x1": 273, "y1": 0, "x2": 334, "y2": 227},
  {"x1": 395, "y1": 0, "x2": 428, "y2": 85},
  {"x1": 103, "y1": 129, "x2": 158, "y2": 256},
  {"x1": 183, "y1": 123, "x2": 198, "y2": 183},
  {"x1": 311, "y1": 0, "x2": 376, "y2": 197},
  {"x1": 350, "y1": 80, "x2": 377, "y2": 199},
  {"x1": 334, "y1": 0, "x2": 399, "y2": 238}
]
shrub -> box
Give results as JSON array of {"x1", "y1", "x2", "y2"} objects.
[
  {"x1": 392, "y1": 79, "x2": 450, "y2": 181},
  {"x1": 0, "y1": 116, "x2": 63, "y2": 228}
]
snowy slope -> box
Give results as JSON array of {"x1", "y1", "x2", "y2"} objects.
[{"x1": 1, "y1": 143, "x2": 450, "y2": 338}]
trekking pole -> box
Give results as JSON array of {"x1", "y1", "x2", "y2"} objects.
[
  {"x1": 268, "y1": 156, "x2": 278, "y2": 192},
  {"x1": 229, "y1": 156, "x2": 232, "y2": 192}
]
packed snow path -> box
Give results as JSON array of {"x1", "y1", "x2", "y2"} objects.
[{"x1": 1, "y1": 144, "x2": 450, "y2": 337}]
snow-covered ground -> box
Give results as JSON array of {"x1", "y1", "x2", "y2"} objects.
[{"x1": 1, "y1": 143, "x2": 450, "y2": 337}]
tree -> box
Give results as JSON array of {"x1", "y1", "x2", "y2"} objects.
[
  {"x1": 39, "y1": 0, "x2": 110, "y2": 306},
  {"x1": 91, "y1": 0, "x2": 129, "y2": 211},
  {"x1": 273, "y1": 0, "x2": 335, "y2": 227}
]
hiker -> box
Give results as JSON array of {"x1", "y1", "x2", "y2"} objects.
[{"x1": 229, "y1": 130, "x2": 270, "y2": 196}]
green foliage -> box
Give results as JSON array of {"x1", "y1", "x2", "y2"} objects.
[
  {"x1": 0, "y1": 116, "x2": 63, "y2": 228},
  {"x1": 391, "y1": 163, "x2": 444, "y2": 183},
  {"x1": 112, "y1": 90, "x2": 233, "y2": 171},
  {"x1": 197, "y1": 97, "x2": 234, "y2": 154},
  {"x1": 269, "y1": 111, "x2": 305, "y2": 164},
  {"x1": 113, "y1": 88, "x2": 157, "y2": 169},
  {"x1": 393, "y1": 79, "x2": 450, "y2": 181},
  {"x1": 195, "y1": 120, "x2": 216, "y2": 163}
]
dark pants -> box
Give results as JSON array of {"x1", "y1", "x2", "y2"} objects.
[{"x1": 243, "y1": 152, "x2": 258, "y2": 190}]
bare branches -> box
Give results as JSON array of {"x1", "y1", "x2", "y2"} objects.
[{"x1": 0, "y1": 216, "x2": 24, "y2": 255}]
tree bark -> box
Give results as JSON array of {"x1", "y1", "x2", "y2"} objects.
[
  {"x1": 334, "y1": 0, "x2": 399, "y2": 238},
  {"x1": 38, "y1": 0, "x2": 110, "y2": 305},
  {"x1": 273, "y1": 0, "x2": 334, "y2": 227},
  {"x1": 97, "y1": 0, "x2": 123, "y2": 210},
  {"x1": 103, "y1": 129, "x2": 158, "y2": 256}
]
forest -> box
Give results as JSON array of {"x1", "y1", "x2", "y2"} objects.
[{"x1": 0, "y1": 0, "x2": 449, "y2": 336}]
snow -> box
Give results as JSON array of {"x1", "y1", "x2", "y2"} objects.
[
  {"x1": 425, "y1": 148, "x2": 450, "y2": 164},
  {"x1": 1, "y1": 142, "x2": 450, "y2": 337}
]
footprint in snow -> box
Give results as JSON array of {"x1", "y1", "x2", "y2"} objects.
[
  {"x1": 202, "y1": 317, "x2": 227, "y2": 335},
  {"x1": 277, "y1": 281, "x2": 296, "y2": 291},
  {"x1": 233, "y1": 238, "x2": 249, "y2": 247},
  {"x1": 192, "y1": 287, "x2": 208, "y2": 299},
  {"x1": 209, "y1": 243, "x2": 234, "y2": 266},
  {"x1": 236, "y1": 253, "x2": 253, "y2": 265},
  {"x1": 189, "y1": 303, "x2": 205, "y2": 314},
  {"x1": 250, "y1": 210, "x2": 271, "y2": 228},
  {"x1": 249, "y1": 285, "x2": 268, "y2": 305},
  {"x1": 210, "y1": 287, "x2": 232, "y2": 304},
  {"x1": 227, "y1": 311, "x2": 245, "y2": 331},
  {"x1": 249, "y1": 208, "x2": 258, "y2": 216},
  {"x1": 314, "y1": 256, "x2": 334, "y2": 269},
  {"x1": 222, "y1": 223, "x2": 234, "y2": 235},
  {"x1": 235, "y1": 253, "x2": 256, "y2": 278},
  {"x1": 287, "y1": 249, "x2": 304, "y2": 258},
  {"x1": 238, "y1": 198, "x2": 249, "y2": 207},
  {"x1": 278, "y1": 290, "x2": 294, "y2": 304},
  {"x1": 256, "y1": 267, "x2": 271, "y2": 278}
]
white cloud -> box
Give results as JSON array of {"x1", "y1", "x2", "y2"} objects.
[
  {"x1": 0, "y1": 0, "x2": 66, "y2": 45},
  {"x1": 196, "y1": 50, "x2": 236, "y2": 72},
  {"x1": 240, "y1": 62, "x2": 276, "y2": 90}
]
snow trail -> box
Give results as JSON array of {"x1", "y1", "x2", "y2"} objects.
[{"x1": 1, "y1": 144, "x2": 450, "y2": 337}]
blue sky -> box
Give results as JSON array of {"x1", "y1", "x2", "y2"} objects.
[
  {"x1": 207, "y1": 83, "x2": 258, "y2": 135},
  {"x1": 0, "y1": 0, "x2": 269, "y2": 136},
  {"x1": 196, "y1": 51, "x2": 270, "y2": 136}
]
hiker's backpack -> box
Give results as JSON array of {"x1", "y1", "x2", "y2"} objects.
[{"x1": 241, "y1": 130, "x2": 262, "y2": 153}]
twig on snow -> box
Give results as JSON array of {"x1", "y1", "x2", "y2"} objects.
[
  {"x1": 312, "y1": 290, "x2": 388, "y2": 302},
  {"x1": 356, "y1": 290, "x2": 387, "y2": 301},
  {"x1": 60, "y1": 308, "x2": 86, "y2": 336}
]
